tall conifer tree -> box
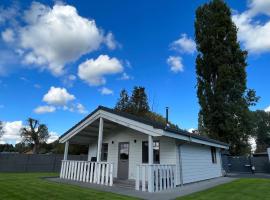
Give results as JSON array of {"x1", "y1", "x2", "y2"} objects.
[{"x1": 195, "y1": 0, "x2": 258, "y2": 155}]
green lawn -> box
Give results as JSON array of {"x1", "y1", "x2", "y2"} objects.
[
  {"x1": 177, "y1": 178, "x2": 270, "y2": 200},
  {"x1": 0, "y1": 173, "x2": 137, "y2": 200},
  {"x1": 0, "y1": 173, "x2": 269, "y2": 200}
]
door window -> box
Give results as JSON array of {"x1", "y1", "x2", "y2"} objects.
[{"x1": 119, "y1": 143, "x2": 129, "y2": 160}]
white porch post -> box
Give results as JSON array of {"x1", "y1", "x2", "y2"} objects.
[
  {"x1": 148, "y1": 135, "x2": 153, "y2": 192},
  {"x1": 64, "y1": 141, "x2": 69, "y2": 160},
  {"x1": 97, "y1": 117, "x2": 104, "y2": 162},
  {"x1": 148, "y1": 135, "x2": 153, "y2": 164},
  {"x1": 87, "y1": 144, "x2": 92, "y2": 161}
]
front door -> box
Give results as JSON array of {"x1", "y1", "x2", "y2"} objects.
[{"x1": 118, "y1": 142, "x2": 129, "y2": 179}]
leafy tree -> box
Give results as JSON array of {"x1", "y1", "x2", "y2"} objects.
[
  {"x1": 0, "y1": 121, "x2": 4, "y2": 138},
  {"x1": 129, "y1": 86, "x2": 150, "y2": 116},
  {"x1": 251, "y1": 110, "x2": 270, "y2": 153},
  {"x1": 115, "y1": 89, "x2": 130, "y2": 112},
  {"x1": 0, "y1": 144, "x2": 15, "y2": 152},
  {"x1": 14, "y1": 142, "x2": 31, "y2": 153},
  {"x1": 20, "y1": 118, "x2": 50, "y2": 154},
  {"x1": 195, "y1": 0, "x2": 258, "y2": 155}
]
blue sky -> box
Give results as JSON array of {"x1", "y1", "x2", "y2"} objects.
[{"x1": 0, "y1": 0, "x2": 270, "y2": 144}]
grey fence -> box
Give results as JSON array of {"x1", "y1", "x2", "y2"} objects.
[
  {"x1": 0, "y1": 154, "x2": 87, "y2": 172},
  {"x1": 222, "y1": 155, "x2": 270, "y2": 174}
]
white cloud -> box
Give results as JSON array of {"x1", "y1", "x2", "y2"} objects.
[
  {"x1": 47, "y1": 131, "x2": 59, "y2": 143},
  {"x1": 19, "y1": 2, "x2": 103, "y2": 75},
  {"x1": 119, "y1": 72, "x2": 132, "y2": 80},
  {"x1": 0, "y1": 121, "x2": 23, "y2": 144},
  {"x1": 249, "y1": 137, "x2": 256, "y2": 153},
  {"x1": 5, "y1": 2, "x2": 117, "y2": 76},
  {"x1": 76, "y1": 103, "x2": 87, "y2": 114},
  {"x1": 167, "y1": 56, "x2": 184, "y2": 73},
  {"x1": 43, "y1": 86, "x2": 75, "y2": 106},
  {"x1": 34, "y1": 84, "x2": 41, "y2": 89},
  {"x1": 34, "y1": 105, "x2": 56, "y2": 114},
  {"x1": 104, "y1": 32, "x2": 119, "y2": 50},
  {"x1": 265, "y1": 105, "x2": 270, "y2": 112},
  {"x1": 232, "y1": 0, "x2": 270, "y2": 53},
  {"x1": 78, "y1": 54, "x2": 123, "y2": 86},
  {"x1": 1, "y1": 28, "x2": 15, "y2": 43},
  {"x1": 188, "y1": 128, "x2": 195, "y2": 133},
  {"x1": 62, "y1": 74, "x2": 77, "y2": 87},
  {"x1": 170, "y1": 34, "x2": 196, "y2": 54},
  {"x1": 0, "y1": 4, "x2": 18, "y2": 24},
  {"x1": 99, "y1": 87, "x2": 114, "y2": 95}
]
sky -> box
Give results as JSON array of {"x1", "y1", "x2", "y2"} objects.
[{"x1": 0, "y1": 0, "x2": 270, "y2": 144}]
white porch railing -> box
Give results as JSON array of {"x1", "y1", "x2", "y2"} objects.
[
  {"x1": 136, "y1": 164, "x2": 176, "y2": 192},
  {"x1": 60, "y1": 160, "x2": 113, "y2": 186}
]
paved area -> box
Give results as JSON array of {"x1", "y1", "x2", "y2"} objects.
[
  {"x1": 227, "y1": 173, "x2": 270, "y2": 179},
  {"x1": 46, "y1": 177, "x2": 236, "y2": 200}
]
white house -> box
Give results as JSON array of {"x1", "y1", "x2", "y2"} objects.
[{"x1": 59, "y1": 106, "x2": 229, "y2": 192}]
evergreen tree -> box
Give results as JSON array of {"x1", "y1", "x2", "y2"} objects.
[
  {"x1": 251, "y1": 110, "x2": 270, "y2": 153},
  {"x1": 195, "y1": 0, "x2": 258, "y2": 155},
  {"x1": 115, "y1": 89, "x2": 130, "y2": 112},
  {"x1": 0, "y1": 121, "x2": 4, "y2": 138},
  {"x1": 129, "y1": 86, "x2": 150, "y2": 116}
]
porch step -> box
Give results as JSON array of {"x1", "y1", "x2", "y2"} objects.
[{"x1": 113, "y1": 179, "x2": 136, "y2": 189}]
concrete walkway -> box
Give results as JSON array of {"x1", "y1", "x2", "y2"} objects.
[{"x1": 47, "y1": 177, "x2": 236, "y2": 200}]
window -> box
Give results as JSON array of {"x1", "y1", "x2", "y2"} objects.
[
  {"x1": 119, "y1": 143, "x2": 129, "y2": 160},
  {"x1": 211, "y1": 147, "x2": 217, "y2": 164},
  {"x1": 142, "y1": 141, "x2": 160, "y2": 164},
  {"x1": 101, "y1": 143, "x2": 108, "y2": 161}
]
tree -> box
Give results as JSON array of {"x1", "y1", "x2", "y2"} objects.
[
  {"x1": 20, "y1": 118, "x2": 50, "y2": 154},
  {"x1": 115, "y1": 89, "x2": 130, "y2": 112},
  {"x1": 195, "y1": 0, "x2": 258, "y2": 155},
  {"x1": 114, "y1": 87, "x2": 181, "y2": 129},
  {"x1": 0, "y1": 121, "x2": 4, "y2": 138},
  {"x1": 251, "y1": 111, "x2": 270, "y2": 153},
  {"x1": 129, "y1": 86, "x2": 150, "y2": 116}
]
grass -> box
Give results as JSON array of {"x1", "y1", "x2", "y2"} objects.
[
  {"x1": 0, "y1": 173, "x2": 269, "y2": 200},
  {"x1": 177, "y1": 178, "x2": 270, "y2": 200},
  {"x1": 0, "y1": 173, "x2": 138, "y2": 200}
]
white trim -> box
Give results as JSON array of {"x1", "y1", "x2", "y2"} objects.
[
  {"x1": 148, "y1": 135, "x2": 153, "y2": 165},
  {"x1": 60, "y1": 110, "x2": 163, "y2": 143},
  {"x1": 163, "y1": 131, "x2": 229, "y2": 149},
  {"x1": 63, "y1": 141, "x2": 69, "y2": 160},
  {"x1": 97, "y1": 117, "x2": 104, "y2": 162},
  {"x1": 59, "y1": 108, "x2": 229, "y2": 149},
  {"x1": 99, "y1": 110, "x2": 163, "y2": 136},
  {"x1": 60, "y1": 111, "x2": 100, "y2": 142}
]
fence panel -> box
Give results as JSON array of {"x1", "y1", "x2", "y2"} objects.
[
  {"x1": 0, "y1": 154, "x2": 87, "y2": 172},
  {"x1": 222, "y1": 155, "x2": 270, "y2": 174}
]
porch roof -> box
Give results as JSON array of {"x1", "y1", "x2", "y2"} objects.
[{"x1": 59, "y1": 106, "x2": 229, "y2": 149}]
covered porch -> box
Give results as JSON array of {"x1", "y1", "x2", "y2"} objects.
[{"x1": 59, "y1": 108, "x2": 177, "y2": 192}]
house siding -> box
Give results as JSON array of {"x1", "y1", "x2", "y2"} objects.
[
  {"x1": 180, "y1": 143, "x2": 222, "y2": 184},
  {"x1": 87, "y1": 128, "x2": 178, "y2": 180}
]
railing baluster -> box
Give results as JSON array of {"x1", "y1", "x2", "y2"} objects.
[
  {"x1": 60, "y1": 161, "x2": 114, "y2": 187},
  {"x1": 142, "y1": 165, "x2": 146, "y2": 192},
  {"x1": 74, "y1": 161, "x2": 77, "y2": 181},
  {"x1": 86, "y1": 162, "x2": 90, "y2": 182},
  {"x1": 109, "y1": 163, "x2": 113, "y2": 186},
  {"x1": 83, "y1": 162, "x2": 87, "y2": 182},
  {"x1": 90, "y1": 162, "x2": 94, "y2": 183},
  {"x1": 135, "y1": 165, "x2": 140, "y2": 190},
  {"x1": 105, "y1": 163, "x2": 109, "y2": 185}
]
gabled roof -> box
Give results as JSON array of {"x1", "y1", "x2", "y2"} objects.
[{"x1": 60, "y1": 106, "x2": 229, "y2": 148}]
